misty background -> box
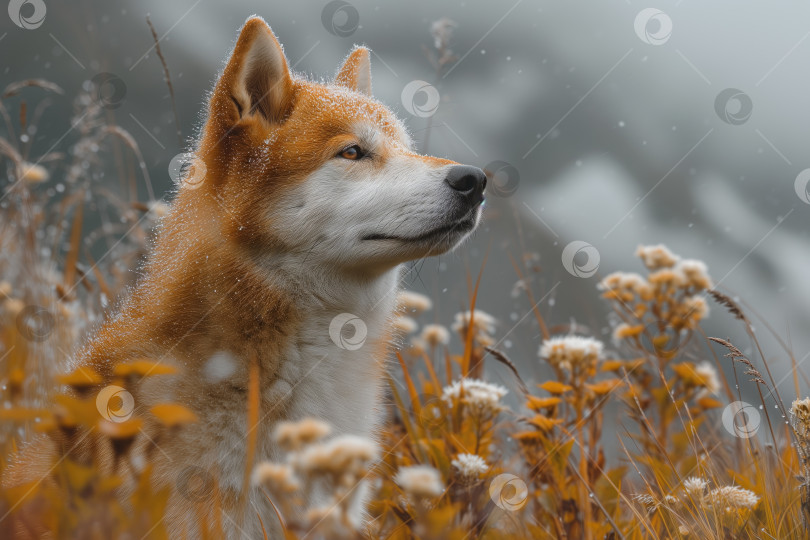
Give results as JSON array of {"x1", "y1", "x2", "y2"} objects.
[{"x1": 2, "y1": 1, "x2": 809, "y2": 417}]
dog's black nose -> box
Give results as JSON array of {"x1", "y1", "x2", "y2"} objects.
[{"x1": 445, "y1": 165, "x2": 487, "y2": 203}]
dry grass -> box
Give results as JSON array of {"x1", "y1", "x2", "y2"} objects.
[{"x1": 0, "y1": 78, "x2": 807, "y2": 540}]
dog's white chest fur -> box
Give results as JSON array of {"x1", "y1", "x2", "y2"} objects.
[
  {"x1": 209, "y1": 267, "x2": 399, "y2": 479},
  {"x1": 275, "y1": 279, "x2": 398, "y2": 437}
]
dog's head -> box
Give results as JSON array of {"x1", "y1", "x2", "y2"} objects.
[{"x1": 191, "y1": 17, "x2": 485, "y2": 274}]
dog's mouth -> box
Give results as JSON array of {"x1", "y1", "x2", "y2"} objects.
[{"x1": 362, "y1": 216, "x2": 477, "y2": 244}]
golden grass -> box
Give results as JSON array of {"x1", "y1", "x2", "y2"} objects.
[{"x1": 0, "y1": 79, "x2": 808, "y2": 540}]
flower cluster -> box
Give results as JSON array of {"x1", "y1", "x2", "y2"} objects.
[
  {"x1": 600, "y1": 245, "x2": 713, "y2": 359},
  {"x1": 671, "y1": 360, "x2": 721, "y2": 397},
  {"x1": 451, "y1": 310, "x2": 496, "y2": 348},
  {"x1": 451, "y1": 453, "x2": 488, "y2": 482},
  {"x1": 442, "y1": 378, "x2": 508, "y2": 417},
  {"x1": 252, "y1": 418, "x2": 379, "y2": 537},
  {"x1": 539, "y1": 335, "x2": 604, "y2": 373},
  {"x1": 394, "y1": 465, "x2": 445, "y2": 500},
  {"x1": 394, "y1": 290, "x2": 433, "y2": 339}
]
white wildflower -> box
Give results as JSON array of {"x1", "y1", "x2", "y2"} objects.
[
  {"x1": 442, "y1": 378, "x2": 507, "y2": 416},
  {"x1": 147, "y1": 200, "x2": 170, "y2": 220},
  {"x1": 636, "y1": 244, "x2": 679, "y2": 270},
  {"x1": 682, "y1": 476, "x2": 707, "y2": 497},
  {"x1": 452, "y1": 310, "x2": 496, "y2": 346},
  {"x1": 598, "y1": 272, "x2": 653, "y2": 299},
  {"x1": 397, "y1": 290, "x2": 432, "y2": 314},
  {"x1": 676, "y1": 259, "x2": 713, "y2": 290},
  {"x1": 539, "y1": 335, "x2": 603, "y2": 371},
  {"x1": 392, "y1": 315, "x2": 418, "y2": 335},
  {"x1": 682, "y1": 296, "x2": 709, "y2": 320},
  {"x1": 395, "y1": 465, "x2": 444, "y2": 498},
  {"x1": 297, "y1": 435, "x2": 379, "y2": 485},
  {"x1": 661, "y1": 494, "x2": 681, "y2": 508},
  {"x1": 420, "y1": 324, "x2": 450, "y2": 347},
  {"x1": 451, "y1": 453, "x2": 488, "y2": 481},
  {"x1": 695, "y1": 362, "x2": 720, "y2": 395},
  {"x1": 251, "y1": 462, "x2": 300, "y2": 493},
  {"x1": 706, "y1": 485, "x2": 759, "y2": 510},
  {"x1": 274, "y1": 418, "x2": 331, "y2": 450}
]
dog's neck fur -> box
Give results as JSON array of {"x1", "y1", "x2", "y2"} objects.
[{"x1": 249, "y1": 250, "x2": 400, "y2": 436}]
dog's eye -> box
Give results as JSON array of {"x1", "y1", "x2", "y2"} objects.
[{"x1": 338, "y1": 145, "x2": 364, "y2": 160}]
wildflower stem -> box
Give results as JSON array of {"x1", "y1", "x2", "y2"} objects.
[{"x1": 575, "y1": 392, "x2": 592, "y2": 540}]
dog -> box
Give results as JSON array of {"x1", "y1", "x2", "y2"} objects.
[{"x1": 6, "y1": 15, "x2": 486, "y2": 538}]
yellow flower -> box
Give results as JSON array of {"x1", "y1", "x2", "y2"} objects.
[
  {"x1": 529, "y1": 414, "x2": 563, "y2": 431},
  {"x1": 613, "y1": 323, "x2": 645, "y2": 340},
  {"x1": 526, "y1": 396, "x2": 561, "y2": 411},
  {"x1": 585, "y1": 378, "x2": 622, "y2": 395},
  {"x1": 538, "y1": 380, "x2": 573, "y2": 394}
]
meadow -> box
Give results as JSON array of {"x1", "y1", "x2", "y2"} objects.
[{"x1": 0, "y1": 15, "x2": 807, "y2": 540}]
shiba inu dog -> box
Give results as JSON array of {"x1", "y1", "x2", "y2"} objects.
[{"x1": 7, "y1": 15, "x2": 486, "y2": 538}]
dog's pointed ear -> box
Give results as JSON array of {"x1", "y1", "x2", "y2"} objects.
[
  {"x1": 212, "y1": 17, "x2": 294, "y2": 126},
  {"x1": 335, "y1": 46, "x2": 372, "y2": 96}
]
